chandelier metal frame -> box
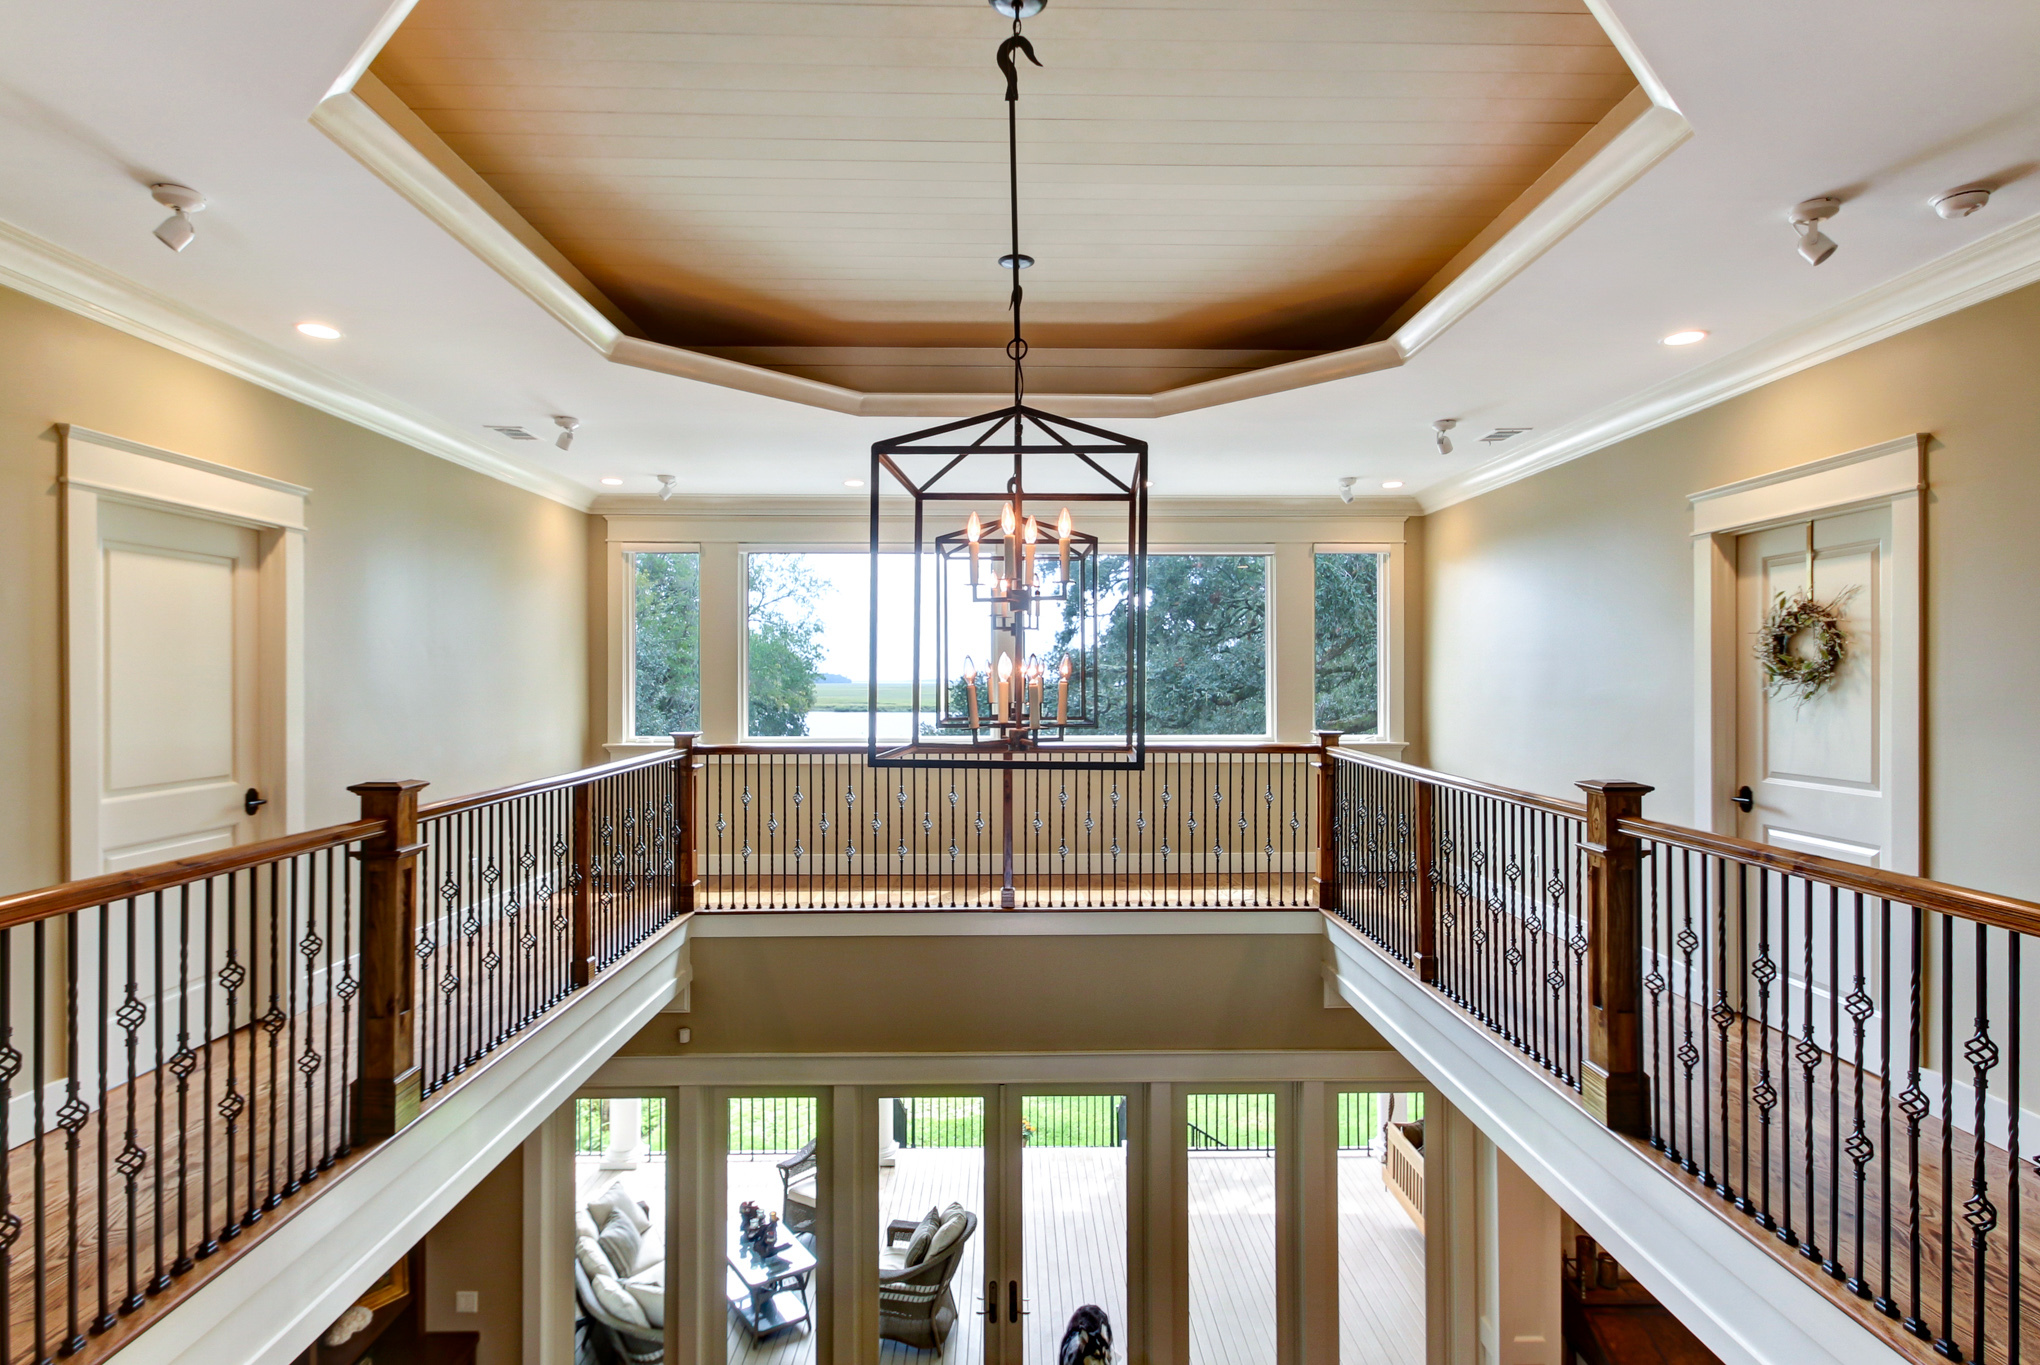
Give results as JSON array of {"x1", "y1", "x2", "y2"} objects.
[{"x1": 866, "y1": 0, "x2": 1149, "y2": 771}]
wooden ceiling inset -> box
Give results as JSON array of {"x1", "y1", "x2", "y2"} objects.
[{"x1": 373, "y1": 0, "x2": 1635, "y2": 378}]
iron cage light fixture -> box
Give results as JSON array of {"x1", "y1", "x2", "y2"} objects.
[
  {"x1": 866, "y1": 409, "x2": 1148, "y2": 770},
  {"x1": 866, "y1": 0, "x2": 1149, "y2": 770}
]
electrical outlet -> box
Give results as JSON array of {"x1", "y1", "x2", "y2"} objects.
[
  {"x1": 677, "y1": 1027, "x2": 691, "y2": 1044},
  {"x1": 455, "y1": 1291, "x2": 478, "y2": 1314}
]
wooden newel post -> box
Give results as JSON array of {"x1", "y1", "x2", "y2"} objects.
[
  {"x1": 349, "y1": 779, "x2": 428, "y2": 1142},
  {"x1": 1313, "y1": 730, "x2": 1342, "y2": 913},
  {"x1": 672, "y1": 732, "x2": 699, "y2": 916},
  {"x1": 1578, "y1": 779, "x2": 1654, "y2": 1137},
  {"x1": 570, "y1": 778, "x2": 595, "y2": 988},
  {"x1": 1413, "y1": 781, "x2": 1438, "y2": 984}
]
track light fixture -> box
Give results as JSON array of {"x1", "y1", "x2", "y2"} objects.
[
  {"x1": 1931, "y1": 186, "x2": 1992, "y2": 219},
  {"x1": 1789, "y1": 197, "x2": 1840, "y2": 266},
  {"x1": 553, "y1": 415, "x2": 579, "y2": 451},
  {"x1": 1337, "y1": 476, "x2": 1358, "y2": 504},
  {"x1": 657, "y1": 475, "x2": 678, "y2": 501},
  {"x1": 150, "y1": 184, "x2": 205, "y2": 252},
  {"x1": 1433, "y1": 419, "x2": 1457, "y2": 456}
]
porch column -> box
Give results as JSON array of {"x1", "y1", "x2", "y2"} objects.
[{"x1": 601, "y1": 1097, "x2": 646, "y2": 1170}]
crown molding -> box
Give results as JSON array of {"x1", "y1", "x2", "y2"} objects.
[
  {"x1": 0, "y1": 216, "x2": 594, "y2": 512},
  {"x1": 1420, "y1": 211, "x2": 2040, "y2": 514},
  {"x1": 313, "y1": 72, "x2": 1687, "y2": 420},
  {"x1": 591, "y1": 493, "x2": 1422, "y2": 522}
]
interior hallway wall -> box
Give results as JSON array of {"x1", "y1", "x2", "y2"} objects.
[
  {"x1": 0, "y1": 284, "x2": 591, "y2": 894},
  {"x1": 424, "y1": 1144, "x2": 524, "y2": 1365},
  {"x1": 1420, "y1": 278, "x2": 2040, "y2": 897}
]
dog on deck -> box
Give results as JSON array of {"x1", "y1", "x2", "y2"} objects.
[{"x1": 1058, "y1": 1305, "x2": 1115, "y2": 1365}]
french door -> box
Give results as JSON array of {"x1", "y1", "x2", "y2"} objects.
[{"x1": 871, "y1": 1087, "x2": 1132, "y2": 1365}]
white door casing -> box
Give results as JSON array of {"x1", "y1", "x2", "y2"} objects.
[
  {"x1": 62, "y1": 426, "x2": 307, "y2": 879},
  {"x1": 1689, "y1": 435, "x2": 1924, "y2": 875}
]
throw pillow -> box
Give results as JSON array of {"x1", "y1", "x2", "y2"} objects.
[
  {"x1": 598, "y1": 1209, "x2": 642, "y2": 1278},
  {"x1": 574, "y1": 1208, "x2": 600, "y2": 1242},
  {"x1": 623, "y1": 1267, "x2": 665, "y2": 1330},
  {"x1": 588, "y1": 1271, "x2": 653, "y2": 1331},
  {"x1": 903, "y1": 1206, "x2": 941, "y2": 1266},
  {"x1": 574, "y1": 1235, "x2": 611, "y2": 1284},
  {"x1": 589, "y1": 1184, "x2": 652, "y2": 1235},
  {"x1": 927, "y1": 1209, "x2": 969, "y2": 1263}
]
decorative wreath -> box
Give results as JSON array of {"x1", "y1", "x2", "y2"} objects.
[{"x1": 1756, "y1": 589, "x2": 1851, "y2": 701}]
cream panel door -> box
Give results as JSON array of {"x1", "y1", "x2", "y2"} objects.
[
  {"x1": 95, "y1": 502, "x2": 263, "y2": 871},
  {"x1": 1734, "y1": 506, "x2": 1893, "y2": 866}
]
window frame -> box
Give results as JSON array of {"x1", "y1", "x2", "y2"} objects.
[
  {"x1": 616, "y1": 541, "x2": 704, "y2": 746},
  {"x1": 1311, "y1": 542, "x2": 1399, "y2": 748},
  {"x1": 1128, "y1": 546, "x2": 1278, "y2": 743}
]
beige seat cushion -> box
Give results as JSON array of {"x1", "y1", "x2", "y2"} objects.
[{"x1": 588, "y1": 1270, "x2": 653, "y2": 1331}]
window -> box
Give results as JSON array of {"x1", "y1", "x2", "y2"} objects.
[
  {"x1": 1314, "y1": 551, "x2": 1384, "y2": 737},
  {"x1": 744, "y1": 551, "x2": 928, "y2": 740},
  {"x1": 631, "y1": 551, "x2": 700, "y2": 738},
  {"x1": 1091, "y1": 553, "x2": 1271, "y2": 738}
]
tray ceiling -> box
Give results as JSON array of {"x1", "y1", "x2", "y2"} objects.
[{"x1": 372, "y1": 0, "x2": 1637, "y2": 391}]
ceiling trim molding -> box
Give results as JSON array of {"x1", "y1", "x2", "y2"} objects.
[
  {"x1": 312, "y1": 71, "x2": 1688, "y2": 421},
  {"x1": 0, "y1": 216, "x2": 594, "y2": 512},
  {"x1": 1420, "y1": 211, "x2": 2040, "y2": 514}
]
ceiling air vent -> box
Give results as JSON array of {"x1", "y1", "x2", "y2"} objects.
[
  {"x1": 485, "y1": 425, "x2": 538, "y2": 441},
  {"x1": 1480, "y1": 428, "x2": 1532, "y2": 443}
]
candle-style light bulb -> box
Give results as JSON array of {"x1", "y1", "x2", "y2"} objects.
[
  {"x1": 1056, "y1": 507, "x2": 1072, "y2": 582},
  {"x1": 1025, "y1": 654, "x2": 1043, "y2": 729},
  {"x1": 963, "y1": 654, "x2": 980, "y2": 729},
  {"x1": 997, "y1": 652, "x2": 1014, "y2": 723},
  {"x1": 1056, "y1": 654, "x2": 1071, "y2": 725},
  {"x1": 1022, "y1": 515, "x2": 1039, "y2": 593},
  {"x1": 965, "y1": 511, "x2": 982, "y2": 585}
]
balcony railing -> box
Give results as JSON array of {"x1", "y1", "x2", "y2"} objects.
[
  {"x1": 1322, "y1": 746, "x2": 2040, "y2": 1365},
  {"x1": 0, "y1": 749, "x2": 689, "y2": 1365}
]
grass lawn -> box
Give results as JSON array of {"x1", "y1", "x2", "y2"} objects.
[{"x1": 810, "y1": 681, "x2": 916, "y2": 711}]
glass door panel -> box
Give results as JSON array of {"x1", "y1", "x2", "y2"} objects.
[
  {"x1": 1020, "y1": 1094, "x2": 1129, "y2": 1365},
  {"x1": 1336, "y1": 1092, "x2": 1425, "y2": 1365},
  {"x1": 1187, "y1": 1091, "x2": 1277, "y2": 1365},
  {"x1": 575, "y1": 1099, "x2": 670, "y2": 1365},
  {"x1": 726, "y1": 1095, "x2": 822, "y2": 1365},
  {"x1": 878, "y1": 1095, "x2": 988, "y2": 1365}
]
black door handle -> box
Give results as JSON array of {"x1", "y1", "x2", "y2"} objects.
[
  {"x1": 244, "y1": 788, "x2": 268, "y2": 817},
  {"x1": 985, "y1": 1279, "x2": 998, "y2": 1322},
  {"x1": 1731, "y1": 785, "x2": 1753, "y2": 813},
  {"x1": 1009, "y1": 1280, "x2": 1020, "y2": 1321}
]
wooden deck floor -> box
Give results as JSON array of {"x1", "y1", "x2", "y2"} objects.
[{"x1": 722, "y1": 1148, "x2": 1422, "y2": 1365}]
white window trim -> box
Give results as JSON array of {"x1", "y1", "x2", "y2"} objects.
[
  {"x1": 1313, "y1": 542, "x2": 1404, "y2": 756},
  {"x1": 609, "y1": 540, "x2": 703, "y2": 753}
]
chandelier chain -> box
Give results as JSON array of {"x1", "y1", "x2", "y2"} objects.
[{"x1": 997, "y1": 23, "x2": 1040, "y2": 409}]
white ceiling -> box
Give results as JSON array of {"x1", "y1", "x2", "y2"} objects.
[{"x1": 0, "y1": 0, "x2": 2036, "y2": 509}]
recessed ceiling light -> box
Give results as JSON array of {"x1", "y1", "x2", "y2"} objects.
[
  {"x1": 600, "y1": 477, "x2": 624, "y2": 486},
  {"x1": 1381, "y1": 480, "x2": 1405, "y2": 490},
  {"x1": 845, "y1": 478, "x2": 865, "y2": 488},
  {"x1": 296, "y1": 322, "x2": 342, "y2": 339},
  {"x1": 1661, "y1": 329, "x2": 1708, "y2": 346}
]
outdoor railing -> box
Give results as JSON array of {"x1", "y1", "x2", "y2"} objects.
[
  {"x1": 693, "y1": 741, "x2": 1316, "y2": 910},
  {"x1": 0, "y1": 743, "x2": 692, "y2": 1365},
  {"x1": 1324, "y1": 745, "x2": 2040, "y2": 1365}
]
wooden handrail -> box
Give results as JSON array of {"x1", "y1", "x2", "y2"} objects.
[
  {"x1": 416, "y1": 745, "x2": 689, "y2": 819},
  {"x1": 694, "y1": 740, "x2": 1322, "y2": 756},
  {"x1": 1618, "y1": 814, "x2": 2040, "y2": 939},
  {"x1": 0, "y1": 819, "x2": 383, "y2": 931},
  {"x1": 1329, "y1": 745, "x2": 1589, "y2": 820}
]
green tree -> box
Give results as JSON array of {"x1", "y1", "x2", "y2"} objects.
[
  {"x1": 633, "y1": 552, "x2": 700, "y2": 735},
  {"x1": 1063, "y1": 554, "x2": 1269, "y2": 737},
  {"x1": 747, "y1": 555, "x2": 828, "y2": 736},
  {"x1": 1314, "y1": 552, "x2": 1380, "y2": 734}
]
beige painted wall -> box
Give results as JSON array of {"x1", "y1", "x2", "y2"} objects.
[
  {"x1": 0, "y1": 284, "x2": 591, "y2": 893},
  {"x1": 1421, "y1": 278, "x2": 2040, "y2": 896},
  {"x1": 623, "y1": 932, "x2": 1385, "y2": 1055},
  {"x1": 424, "y1": 1144, "x2": 524, "y2": 1365}
]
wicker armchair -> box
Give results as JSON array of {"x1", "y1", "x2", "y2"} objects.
[
  {"x1": 879, "y1": 1212, "x2": 978, "y2": 1353},
  {"x1": 778, "y1": 1140, "x2": 818, "y2": 1239},
  {"x1": 574, "y1": 1260, "x2": 663, "y2": 1365}
]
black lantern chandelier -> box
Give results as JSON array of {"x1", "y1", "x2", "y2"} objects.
[{"x1": 866, "y1": 0, "x2": 1148, "y2": 771}]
